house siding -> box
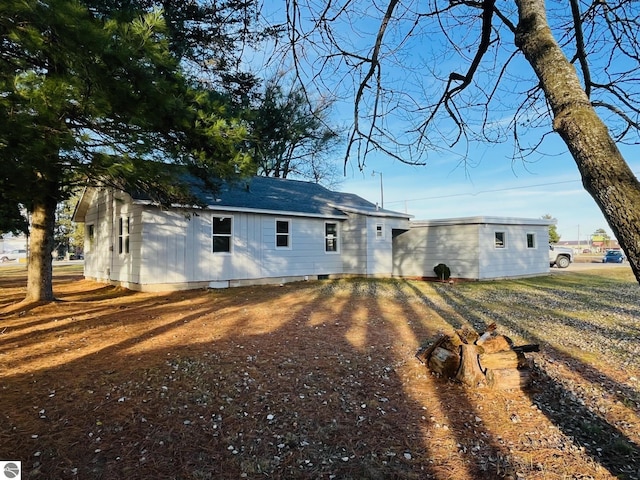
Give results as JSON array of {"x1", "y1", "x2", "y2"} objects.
[
  {"x1": 393, "y1": 224, "x2": 480, "y2": 279},
  {"x1": 341, "y1": 214, "x2": 368, "y2": 274},
  {"x1": 108, "y1": 205, "x2": 350, "y2": 288},
  {"x1": 393, "y1": 219, "x2": 550, "y2": 280},
  {"x1": 477, "y1": 223, "x2": 549, "y2": 279}
]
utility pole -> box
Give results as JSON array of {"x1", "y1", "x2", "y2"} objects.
[{"x1": 372, "y1": 170, "x2": 384, "y2": 209}]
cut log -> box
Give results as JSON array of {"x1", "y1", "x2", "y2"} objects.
[
  {"x1": 477, "y1": 335, "x2": 512, "y2": 353},
  {"x1": 486, "y1": 368, "x2": 531, "y2": 390},
  {"x1": 455, "y1": 344, "x2": 485, "y2": 387},
  {"x1": 415, "y1": 335, "x2": 447, "y2": 364},
  {"x1": 456, "y1": 327, "x2": 479, "y2": 345},
  {"x1": 478, "y1": 351, "x2": 527, "y2": 371},
  {"x1": 428, "y1": 346, "x2": 460, "y2": 378}
]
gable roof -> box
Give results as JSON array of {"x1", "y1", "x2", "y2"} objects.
[
  {"x1": 183, "y1": 175, "x2": 409, "y2": 219},
  {"x1": 74, "y1": 175, "x2": 411, "y2": 221}
]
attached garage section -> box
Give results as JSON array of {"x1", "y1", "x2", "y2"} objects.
[{"x1": 392, "y1": 216, "x2": 552, "y2": 280}]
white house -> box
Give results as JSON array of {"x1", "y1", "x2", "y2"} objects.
[
  {"x1": 72, "y1": 175, "x2": 412, "y2": 291},
  {"x1": 393, "y1": 217, "x2": 552, "y2": 280}
]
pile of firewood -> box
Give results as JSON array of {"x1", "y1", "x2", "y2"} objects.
[{"x1": 416, "y1": 323, "x2": 539, "y2": 390}]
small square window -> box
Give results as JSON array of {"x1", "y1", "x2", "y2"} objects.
[
  {"x1": 526, "y1": 233, "x2": 536, "y2": 249},
  {"x1": 495, "y1": 231, "x2": 506, "y2": 248}
]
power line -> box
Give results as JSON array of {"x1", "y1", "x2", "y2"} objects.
[{"x1": 385, "y1": 179, "x2": 582, "y2": 205}]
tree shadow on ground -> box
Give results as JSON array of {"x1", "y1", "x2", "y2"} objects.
[
  {"x1": 1, "y1": 279, "x2": 442, "y2": 479},
  {"x1": 423, "y1": 279, "x2": 640, "y2": 479}
]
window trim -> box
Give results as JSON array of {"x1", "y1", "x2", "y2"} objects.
[
  {"x1": 275, "y1": 219, "x2": 291, "y2": 249},
  {"x1": 324, "y1": 221, "x2": 340, "y2": 254},
  {"x1": 494, "y1": 231, "x2": 506, "y2": 249},
  {"x1": 212, "y1": 215, "x2": 233, "y2": 254},
  {"x1": 526, "y1": 232, "x2": 536, "y2": 249},
  {"x1": 375, "y1": 223, "x2": 384, "y2": 240}
]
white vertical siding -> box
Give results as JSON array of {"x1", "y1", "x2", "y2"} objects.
[
  {"x1": 478, "y1": 224, "x2": 549, "y2": 279},
  {"x1": 109, "y1": 192, "x2": 143, "y2": 284},
  {"x1": 393, "y1": 220, "x2": 550, "y2": 280},
  {"x1": 135, "y1": 208, "x2": 348, "y2": 286},
  {"x1": 341, "y1": 214, "x2": 368, "y2": 274},
  {"x1": 83, "y1": 189, "x2": 114, "y2": 281},
  {"x1": 393, "y1": 224, "x2": 480, "y2": 278},
  {"x1": 366, "y1": 217, "x2": 408, "y2": 275}
]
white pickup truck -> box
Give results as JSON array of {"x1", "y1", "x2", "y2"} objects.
[{"x1": 549, "y1": 244, "x2": 573, "y2": 268}]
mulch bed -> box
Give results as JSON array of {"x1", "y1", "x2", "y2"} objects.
[{"x1": 1, "y1": 267, "x2": 639, "y2": 479}]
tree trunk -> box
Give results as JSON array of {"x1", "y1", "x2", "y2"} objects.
[
  {"x1": 25, "y1": 198, "x2": 57, "y2": 303},
  {"x1": 515, "y1": 0, "x2": 640, "y2": 284}
]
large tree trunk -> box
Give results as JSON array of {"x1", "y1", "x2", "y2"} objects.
[
  {"x1": 515, "y1": 0, "x2": 640, "y2": 284},
  {"x1": 25, "y1": 197, "x2": 57, "y2": 303}
]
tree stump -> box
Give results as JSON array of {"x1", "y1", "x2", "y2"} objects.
[
  {"x1": 455, "y1": 344, "x2": 486, "y2": 387},
  {"x1": 417, "y1": 326, "x2": 538, "y2": 390}
]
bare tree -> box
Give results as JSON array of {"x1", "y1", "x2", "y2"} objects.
[
  {"x1": 283, "y1": 0, "x2": 640, "y2": 283},
  {"x1": 247, "y1": 77, "x2": 344, "y2": 187}
]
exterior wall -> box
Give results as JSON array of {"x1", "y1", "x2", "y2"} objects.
[
  {"x1": 393, "y1": 221, "x2": 550, "y2": 280},
  {"x1": 82, "y1": 189, "x2": 143, "y2": 284},
  {"x1": 137, "y1": 207, "x2": 347, "y2": 288},
  {"x1": 79, "y1": 185, "x2": 412, "y2": 290},
  {"x1": 477, "y1": 224, "x2": 550, "y2": 279},
  {"x1": 393, "y1": 224, "x2": 480, "y2": 279},
  {"x1": 341, "y1": 214, "x2": 368, "y2": 274},
  {"x1": 83, "y1": 189, "x2": 114, "y2": 282},
  {"x1": 367, "y1": 217, "x2": 409, "y2": 276}
]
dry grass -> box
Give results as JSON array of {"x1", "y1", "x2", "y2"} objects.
[{"x1": 0, "y1": 265, "x2": 639, "y2": 479}]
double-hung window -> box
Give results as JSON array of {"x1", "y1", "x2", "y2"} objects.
[
  {"x1": 212, "y1": 216, "x2": 232, "y2": 253},
  {"x1": 494, "y1": 231, "x2": 506, "y2": 249},
  {"x1": 325, "y1": 222, "x2": 339, "y2": 253},
  {"x1": 118, "y1": 217, "x2": 130, "y2": 254},
  {"x1": 276, "y1": 220, "x2": 291, "y2": 248}
]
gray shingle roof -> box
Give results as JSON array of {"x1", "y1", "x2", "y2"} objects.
[{"x1": 182, "y1": 175, "x2": 410, "y2": 219}]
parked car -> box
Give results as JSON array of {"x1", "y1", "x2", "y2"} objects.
[
  {"x1": 0, "y1": 249, "x2": 28, "y2": 263},
  {"x1": 602, "y1": 250, "x2": 625, "y2": 263}
]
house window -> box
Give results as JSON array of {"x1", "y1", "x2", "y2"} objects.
[
  {"x1": 118, "y1": 217, "x2": 130, "y2": 254},
  {"x1": 212, "y1": 216, "x2": 232, "y2": 253},
  {"x1": 276, "y1": 219, "x2": 291, "y2": 248},
  {"x1": 495, "y1": 231, "x2": 506, "y2": 249},
  {"x1": 376, "y1": 223, "x2": 384, "y2": 239},
  {"x1": 325, "y1": 222, "x2": 339, "y2": 253},
  {"x1": 87, "y1": 224, "x2": 95, "y2": 252},
  {"x1": 526, "y1": 233, "x2": 536, "y2": 249}
]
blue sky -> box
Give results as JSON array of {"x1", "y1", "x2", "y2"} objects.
[
  {"x1": 256, "y1": 3, "x2": 640, "y2": 244},
  {"x1": 338, "y1": 141, "x2": 639, "y2": 244}
]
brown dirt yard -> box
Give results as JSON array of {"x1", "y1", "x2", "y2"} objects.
[{"x1": 1, "y1": 265, "x2": 639, "y2": 479}]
